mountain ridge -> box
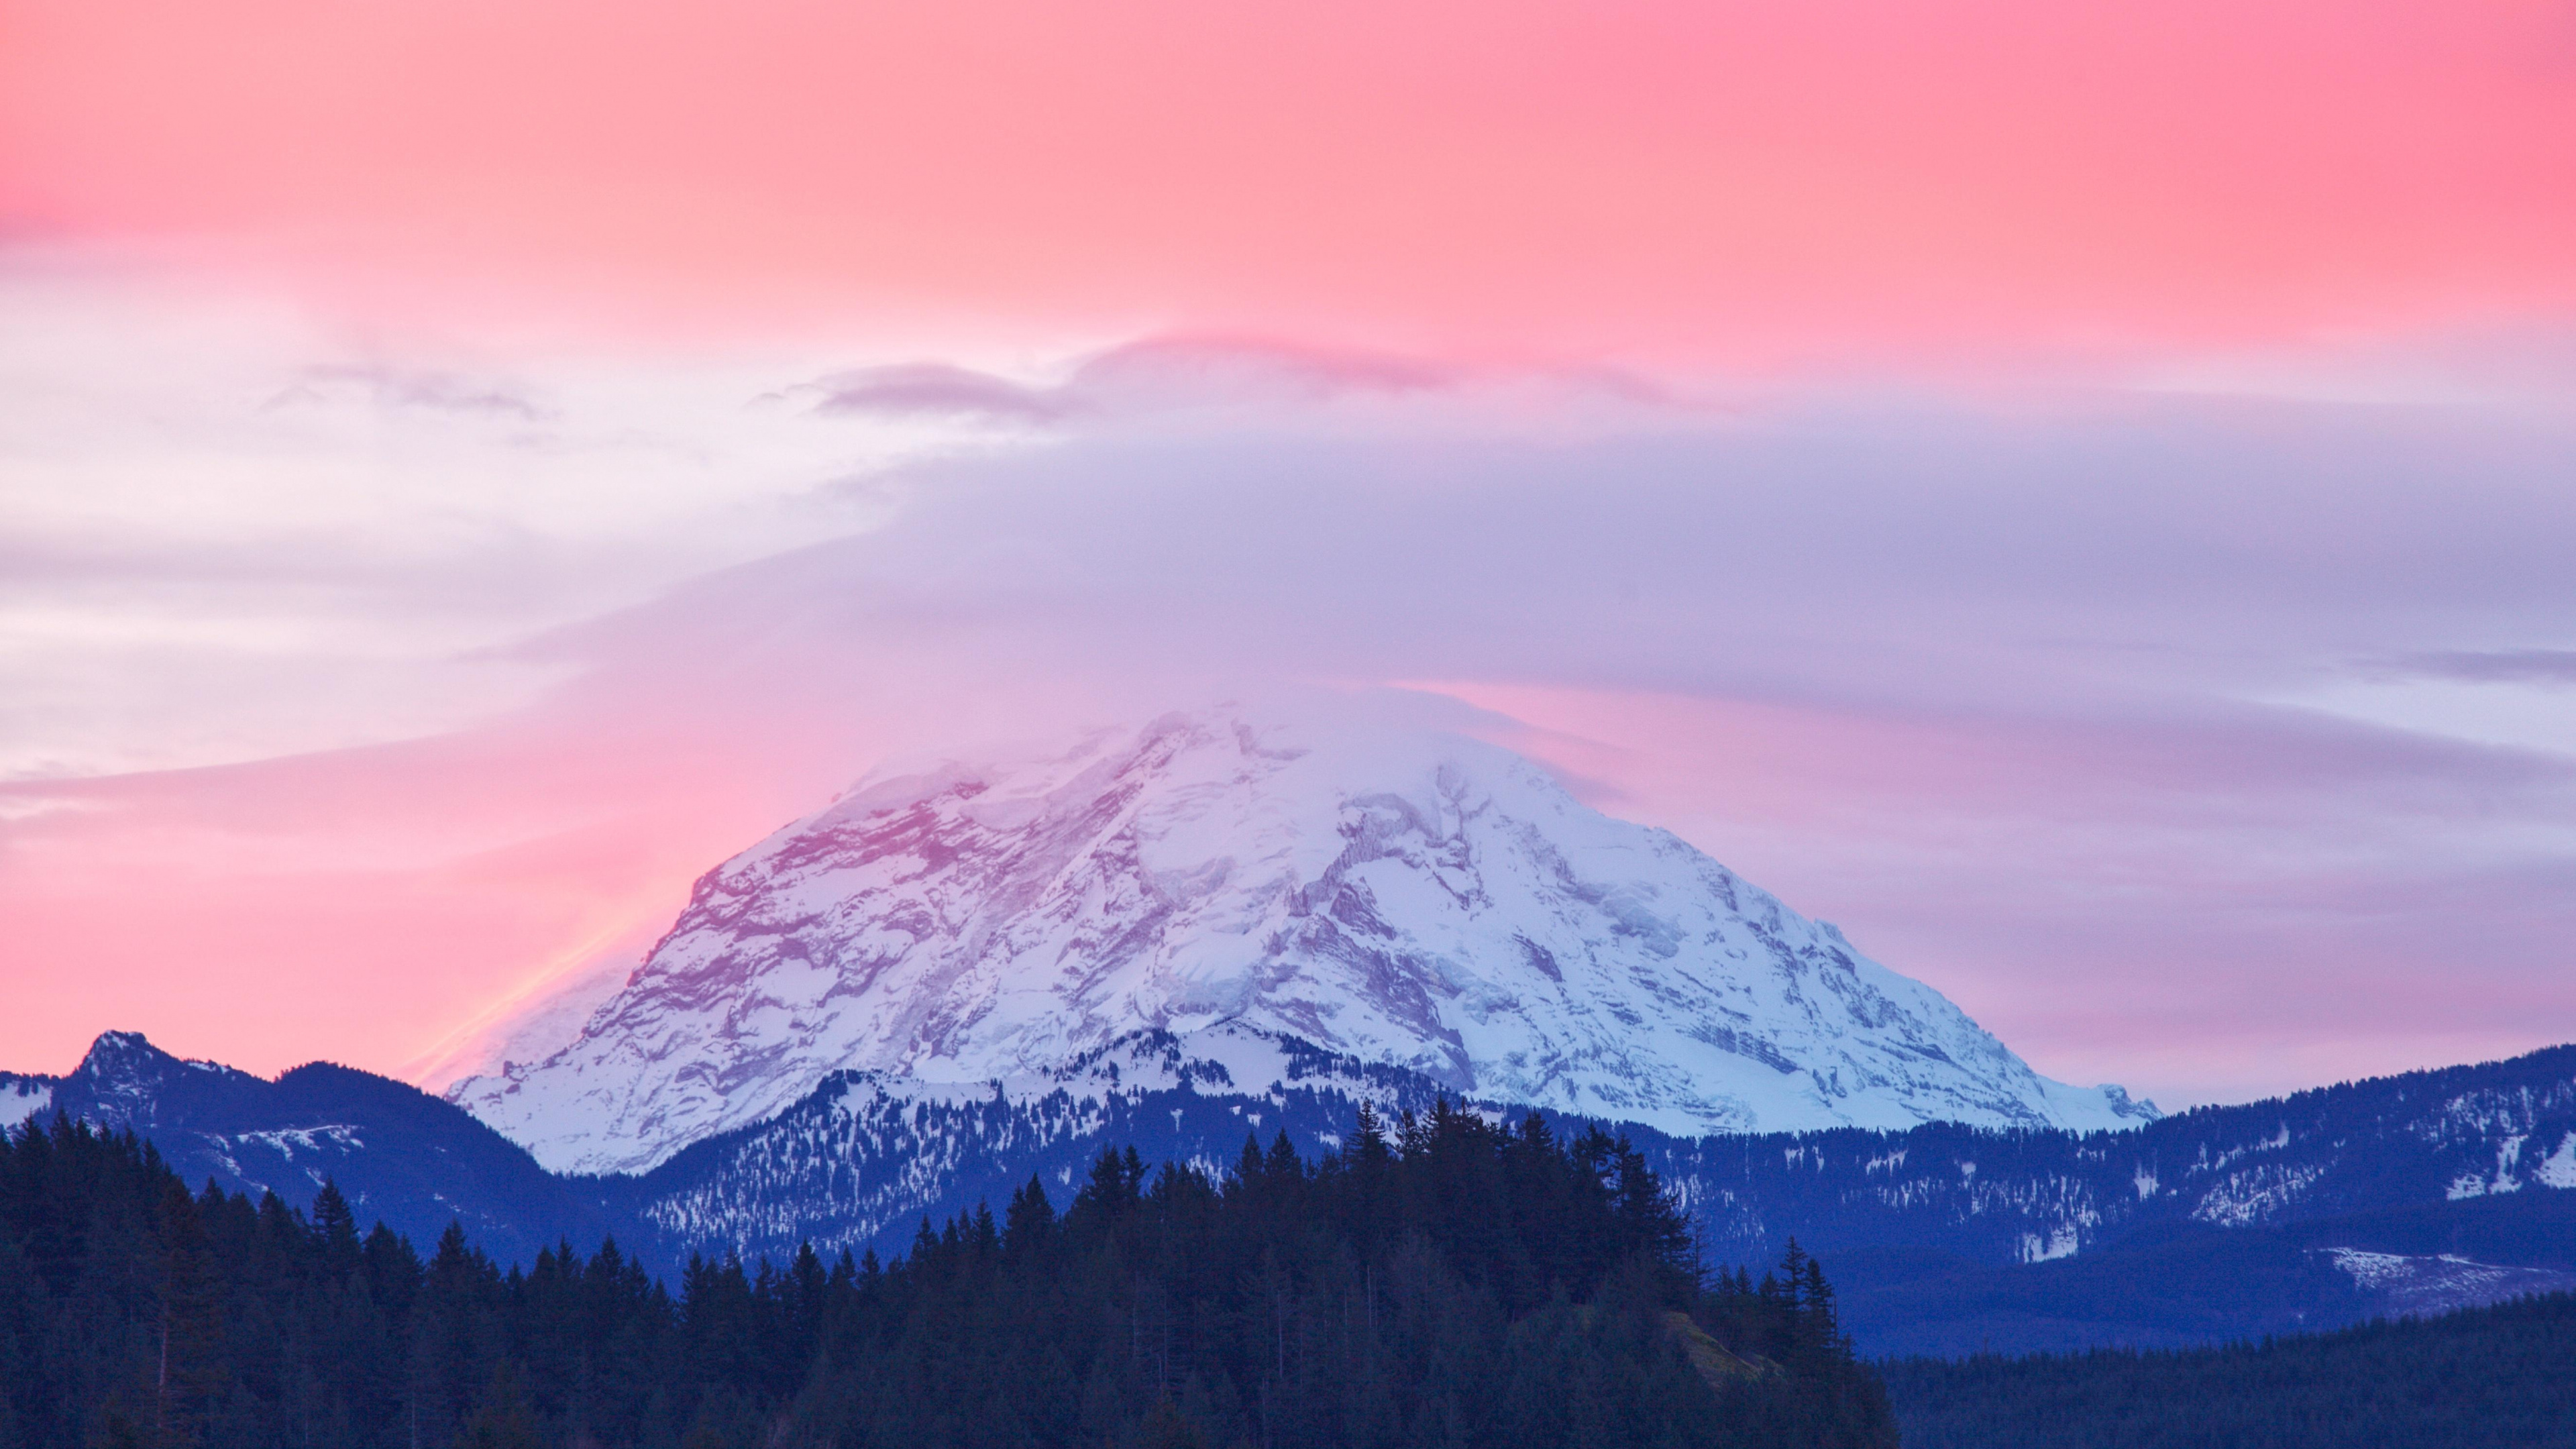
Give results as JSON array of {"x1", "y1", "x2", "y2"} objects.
[
  {"x1": 1, "y1": 1029, "x2": 608, "y2": 1267},
  {"x1": 9, "y1": 1026, "x2": 2573, "y2": 1353}
]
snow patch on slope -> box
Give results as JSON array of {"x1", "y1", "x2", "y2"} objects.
[
  {"x1": 2536, "y1": 1132, "x2": 2576, "y2": 1189},
  {"x1": 0, "y1": 1076, "x2": 53, "y2": 1130},
  {"x1": 2324, "y1": 1248, "x2": 2576, "y2": 1317}
]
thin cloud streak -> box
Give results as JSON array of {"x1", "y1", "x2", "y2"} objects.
[
  {"x1": 804, "y1": 337, "x2": 1464, "y2": 425},
  {"x1": 2391, "y1": 649, "x2": 2576, "y2": 685}
]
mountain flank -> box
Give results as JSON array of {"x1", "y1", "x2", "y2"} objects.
[{"x1": 452, "y1": 708, "x2": 2149, "y2": 1176}]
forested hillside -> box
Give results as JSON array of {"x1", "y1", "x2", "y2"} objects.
[
  {"x1": 1882, "y1": 1290, "x2": 2576, "y2": 1448},
  {"x1": 0, "y1": 1105, "x2": 1893, "y2": 1448},
  {"x1": 20, "y1": 1028, "x2": 2575, "y2": 1358}
]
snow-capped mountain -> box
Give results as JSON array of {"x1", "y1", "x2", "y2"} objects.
[{"x1": 451, "y1": 708, "x2": 2152, "y2": 1175}]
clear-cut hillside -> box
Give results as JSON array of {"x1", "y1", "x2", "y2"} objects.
[{"x1": 450, "y1": 709, "x2": 2153, "y2": 1175}]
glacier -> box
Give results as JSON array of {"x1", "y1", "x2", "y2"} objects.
[{"x1": 451, "y1": 708, "x2": 2153, "y2": 1175}]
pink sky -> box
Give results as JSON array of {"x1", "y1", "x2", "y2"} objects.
[
  {"x1": 9, "y1": 1, "x2": 2576, "y2": 358},
  {"x1": 3, "y1": 1, "x2": 2573, "y2": 1108}
]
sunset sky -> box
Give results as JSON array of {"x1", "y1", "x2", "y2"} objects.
[{"x1": 4, "y1": 0, "x2": 2573, "y2": 1108}]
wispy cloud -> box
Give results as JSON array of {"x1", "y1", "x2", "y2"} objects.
[
  {"x1": 267, "y1": 363, "x2": 555, "y2": 421},
  {"x1": 2387, "y1": 649, "x2": 2576, "y2": 686},
  {"x1": 809, "y1": 363, "x2": 1070, "y2": 423},
  {"x1": 0, "y1": 274, "x2": 963, "y2": 779}
]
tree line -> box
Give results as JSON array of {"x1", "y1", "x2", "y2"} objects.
[
  {"x1": 1, "y1": 1102, "x2": 1895, "y2": 1448},
  {"x1": 1882, "y1": 1287, "x2": 2576, "y2": 1449}
]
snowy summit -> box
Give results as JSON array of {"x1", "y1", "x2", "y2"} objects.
[{"x1": 451, "y1": 708, "x2": 2153, "y2": 1175}]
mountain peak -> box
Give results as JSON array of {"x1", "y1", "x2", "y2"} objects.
[
  {"x1": 78, "y1": 1029, "x2": 166, "y2": 1069},
  {"x1": 452, "y1": 707, "x2": 2153, "y2": 1175}
]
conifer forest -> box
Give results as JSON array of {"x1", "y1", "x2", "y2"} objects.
[
  {"x1": 1880, "y1": 1289, "x2": 2576, "y2": 1449},
  {"x1": 0, "y1": 1104, "x2": 1895, "y2": 1449}
]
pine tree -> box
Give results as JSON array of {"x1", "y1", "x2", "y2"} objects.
[
  {"x1": 1004, "y1": 1175, "x2": 1057, "y2": 1260},
  {"x1": 458, "y1": 1362, "x2": 542, "y2": 1449},
  {"x1": 154, "y1": 1177, "x2": 227, "y2": 1446},
  {"x1": 310, "y1": 1179, "x2": 361, "y2": 1270}
]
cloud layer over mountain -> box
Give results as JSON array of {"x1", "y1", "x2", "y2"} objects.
[{"x1": 5, "y1": 291, "x2": 2573, "y2": 1108}]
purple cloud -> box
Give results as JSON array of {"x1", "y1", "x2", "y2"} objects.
[
  {"x1": 804, "y1": 335, "x2": 1464, "y2": 425},
  {"x1": 515, "y1": 382, "x2": 2576, "y2": 1106}
]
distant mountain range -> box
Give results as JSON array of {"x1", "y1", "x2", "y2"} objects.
[
  {"x1": 1658, "y1": 1042, "x2": 2576, "y2": 1353},
  {"x1": 0, "y1": 1030, "x2": 607, "y2": 1268},
  {"x1": 9, "y1": 707, "x2": 2569, "y2": 1356},
  {"x1": 11, "y1": 1027, "x2": 2571, "y2": 1355}
]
